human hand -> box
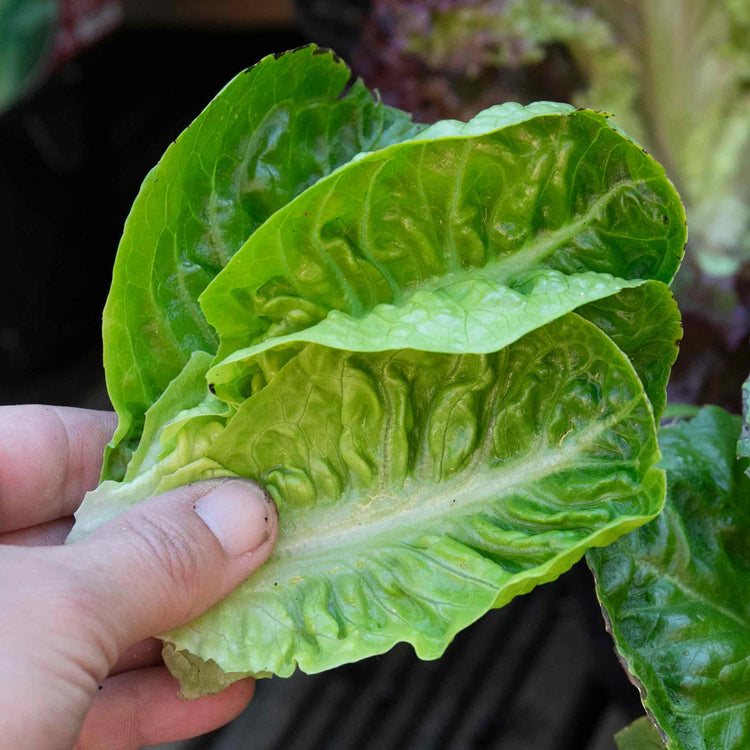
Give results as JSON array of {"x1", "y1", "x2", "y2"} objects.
[{"x1": 0, "y1": 405, "x2": 278, "y2": 749}]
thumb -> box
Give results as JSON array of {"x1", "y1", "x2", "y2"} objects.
[{"x1": 64, "y1": 478, "x2": 277, "y2": 665}]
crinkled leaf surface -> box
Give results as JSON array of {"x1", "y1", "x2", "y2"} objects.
[
  {"x1": 588, "y1": 407, "x2": 750, "y2": 750},
  {"x1": 208, "y1": 273, "x2": 679, "y2": 422},
  {"x1": 207, "y1": 269, "x2": 645, "y2": 403},
  {"x1": 160, "y1": 314, "x2": 664, "y2": 691},
  {"x1": 102, "y1": 45, "x2": 422, "y2": 479},
  {"x1": 200, "y1": 103, "x2": 685, "y2": 365},
  {"x1": 577, "y1": 281, "x2": 681, "y2": 423}
]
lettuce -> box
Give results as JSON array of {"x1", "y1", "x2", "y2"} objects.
[
  {"x1": 590, "y1": 373, "x2": 750, "y2": 750},
  {"x1": 589, "y1": 406, "x2": 750, "y2": 749},
  {"x1": 70, "y1": 46, "x2": 687, "y2": 697},
  {"x1": 615, "y1": 717, "x2": 667, "y2": 750},
  {"x1": 100, "y1": 44, "x2": 424, "y2": 480}
]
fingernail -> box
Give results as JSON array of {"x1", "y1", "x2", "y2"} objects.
[{"x1": 194, "y1": 480, "x2": 273, "y2": 556}]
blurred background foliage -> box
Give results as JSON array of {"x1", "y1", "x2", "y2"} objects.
[{"x1": 0, "y1": 0, "x2": 57, "y2": 112}]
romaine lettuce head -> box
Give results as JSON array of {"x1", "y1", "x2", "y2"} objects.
[{"x1": 70, "y1": 46, "x2": 686, "y2": 697}]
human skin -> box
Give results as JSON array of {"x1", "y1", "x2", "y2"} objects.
[{"x1": 0, "y1": 404, "x2": 278, "y2": 749}]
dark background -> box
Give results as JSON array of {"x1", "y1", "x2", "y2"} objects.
[{"x1": 0, "y1": 2, "x2": 736, "y2": 748}]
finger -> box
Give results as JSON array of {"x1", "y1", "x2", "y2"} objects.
[
  {"x1": 0, "y1": 406, "x2": 116, "y2": 532},
  {"x1": 110, "y1": 639, "x2": 163, "y2": 677},
  {"x1": 63, "y1": 478, "x2": 278, "y2": 662},
  {"x1": 0, "y1": 517, "x2": 73, "y2": 547},
  {"x1": 77, "y1": 667, "x2": 254, "y2": 749}
]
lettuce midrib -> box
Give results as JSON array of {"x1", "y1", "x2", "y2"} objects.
[{"x1": 223, "y1": 392, "x2": 649, "y2": 588}]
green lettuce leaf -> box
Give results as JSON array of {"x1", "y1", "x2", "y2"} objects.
[
  {"x1": 200, "y1": 103, "x2": 685, "y2": 364},
  {"x1": 206, "y1": 269, "x2": 645, "y2": 404},
  {"x1": 68, "y1": 352, "x2": 235, "y2": 543},
  {"x1": 208, "y1": 276, "x2": 679, "y2": 422},
  {"x1": 615, "y1": 717, "x2": 666, "y2": 750},
  {"x1": 588, "y1": 407, "x2": 750, "y2": 750},
  {"x1": 158, "y1": 313, "x2": 664, "y2": 690},
  {"x1": 577, "y1": 282, "x2": 681, "y2": 423},
  {"x1": 102, "y1": 45, "x2": 423, "y2": 479}
]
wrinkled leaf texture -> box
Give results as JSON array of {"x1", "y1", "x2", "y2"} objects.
[
  {"x1": 588, "y1": 408, "x2": 750, "y2": 750},
  {"x1": 72, "y1": 47, "x2": 686, "y2": 695},
  {"x1": 102, "y1": 45, "x2": 423, "y2": 479}
]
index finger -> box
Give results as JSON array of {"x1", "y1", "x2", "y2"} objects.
[{"x1": 0, "y1": 405, "x2": 117, "y2": 532}]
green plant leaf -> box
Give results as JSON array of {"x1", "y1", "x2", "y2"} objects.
[
  {"x1": 69, "y1": 352, "x2": 235, "y2": 543},
  {"x1": 151, "y1": 314, "x2": 665, "y2": 692},
  {"x1": 615, "y1": 717, "x2": 666, "y2": 750},
  {"x1": 101, "y1": 45, "x2": 423, "y2": 479},
  {"x1": 739, "y1": 373, "x2": 750, "y2": 468},
  {"x1": 577, "y1": 281, "x2": 681, "y2": 422},
  {"x1": 200, "y1": 103, "x2": 686, "y2": 366},
  {"x1": 661, "y1": 402, "x2": 701, "y2": 422},
  {"x1": 123, "y1": 351, "x2": 232, "y2": 481},
  {"x1": 206, "y1": 268, "x2": 644, "y2": 403},
  {"x1": 588, "y1": 407, "x2": 750, "y2": 750}
]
